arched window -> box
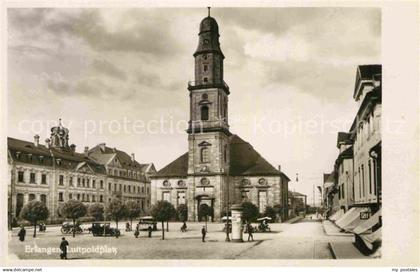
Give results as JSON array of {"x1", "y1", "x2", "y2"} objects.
[
  {"x1": 201, "y1": 147, "x2": 210, "y2": 163},
  {"x1": 201, "y1": 106, "x2": 209, "y2": 121}
]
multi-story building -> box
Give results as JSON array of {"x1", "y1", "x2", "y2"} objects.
[
  {"x1": 7, "y1": 120, "x2": 155, "y2": 225},
  {"x1": 335, "y1": 132, "x2": 354, "y2": 212},
  {"x1": 151, "y1": 12, "x2": 290, "y2": 222},
  {"x1": 350, "y1": 65, "x2": 382, "y2": 213},
  {"x1": 87, "y1": 143, "x2": 155, "y2": 212}
]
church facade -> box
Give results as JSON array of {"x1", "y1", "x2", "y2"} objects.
[{"x1": 150, "y1": 13, "x2": 290, "y2": 222}]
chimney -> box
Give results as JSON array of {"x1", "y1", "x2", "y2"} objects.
[
  {"x1": 131, "y1": 153, "x2": 135, "y2": 162},
  {"x1": 99, "y1": 143, "x2": 106, "y2": 152},
  {"x1": 278, "y1": 165, "x2": 281, "y2": 172},
  {"x1": 70, "y1": 144, "x2": 76, "y2": 152},
  {"x1": 45, "y1": 138, "x2": 51, "y2": 149},
  {"x1": 84, "y1": 146, "x2": 89, "y2": 155},
  {"x1": 34, "y1": 135, "x2": 40, "y2": 147}
]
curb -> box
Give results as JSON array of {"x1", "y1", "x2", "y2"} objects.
[{"x1": 328, "y1": 242, "x2": 337, "y2": 259}]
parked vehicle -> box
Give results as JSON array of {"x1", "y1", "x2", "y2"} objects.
[
  {"x1": 90, "y1": 222, "x2": 120, "y2": 237},
  {"x1": 138, "y1": 216, "x2": 157, "y2": 231},
  {"x1": 61, "y1": 221, "x2": 83, "y2": 234}
]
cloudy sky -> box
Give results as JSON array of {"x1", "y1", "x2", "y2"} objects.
[{"x1": 7, "y1": 7, "x2": 381, "y2": 204}]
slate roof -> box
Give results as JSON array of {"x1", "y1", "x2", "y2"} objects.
[
  {"x1": 336, "y1": 132, "x2": 352, "y2": 148},
  {"x1": 153, "y1": 134, "x2": 290, "y2": 180},
  {"x1": 88, "y1": 144, "x2": 145, "y2": 171},
  {"x1": 8, "y1": 137, "x2": 106, "y2": 174},
  {"x1": 354, "y1": 64, "x2": 382, "y2": 99}
]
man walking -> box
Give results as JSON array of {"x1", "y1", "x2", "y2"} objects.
[
  {"x1": 18, "y1": 225, "x2": 26, "y2": 242},
  {"x1": 247, "y1": 223, "x2": 254, "y2": 242},
  {"x1": 147, "y1": 226, "x2": 152, "y2": 238},
  {"x1": 201, "y1": 226, "x2": 206, "y2": 242},
  {"x1": 60, "y1": 237, "x2": 69, "y2": 259}
]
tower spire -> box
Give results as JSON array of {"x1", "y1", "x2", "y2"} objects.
[{"x1": 207, "y1": 7, "x2": 210, "y2": 17}]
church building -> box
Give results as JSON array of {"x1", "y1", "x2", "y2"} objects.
[{"x1": 150, "y1": 11, "x2": 290, "y2": 222}]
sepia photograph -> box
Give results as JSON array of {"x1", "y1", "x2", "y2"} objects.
[{"x1": 0, "y1": 1, "x2": 419, "y2": 269}]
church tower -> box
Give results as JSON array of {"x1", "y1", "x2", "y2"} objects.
[
  {"x1": 186, "y1": 8, "x2": 231, "y2": 221},
  {"x1": 187, "y1": 8, "x2": 230, "y2": 175}
]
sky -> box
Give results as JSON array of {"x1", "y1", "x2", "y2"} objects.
[{"x1": 7, "y1": 7, "x2": 381, "y2": 205}]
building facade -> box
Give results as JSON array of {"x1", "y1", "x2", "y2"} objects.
[
  {"x1": 335, "y1": 132, "x2": 354, "y2": 212},
  {"x1": 8, "y1": 120, "x2": 155, "y2": 225},
  {"x1": 323, "y1": 64, "x2": 382, "y2": 217},
  {"x1": 151, "y1": 13, "x2": 290, "y2": 222}
]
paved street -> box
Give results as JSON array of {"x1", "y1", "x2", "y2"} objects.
[{"x1": 9, "y1": 219, "x2": 353, "y2": 259}]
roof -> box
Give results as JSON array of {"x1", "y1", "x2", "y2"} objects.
[
  {"x1": 8, "y1": 137, "x2": 106, "y2": 174},
  {"x1": 336, "y1": 132, "x2": 352, "y2": 148},
  {"x1": 153, "y1": 134, "x2": 290, "y2": 180},
  {"x1": 88, "y1": 144, "x2": 145, "y2": 171},
  {"x1": 354, "y1": 64, "x2": 382, "y2": 99},
  {"x1": 152, "y1": 152, "x2": 189, "y2": 178},
  {"x1": 290, "y1": 191, "x2": 307, "y2": 197}
]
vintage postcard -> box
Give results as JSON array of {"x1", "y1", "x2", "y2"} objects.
[{"x1": 0, "y1": 0, "x2": 419, "y2": 269}]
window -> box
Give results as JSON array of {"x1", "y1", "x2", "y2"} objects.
[
  {"x1": 108, "y1": 183, "x2": 111, "y2": 191},
  {"x1": 258, "y1": 191, "x2": 268, "y2": 214},
  {"x1": 82, "y1": 194, "x2": 85, "y2": 202},
  {"x1": 77, "y1": 194, "x2": 80, "y2": 200},
  {"x1": 373, "y1": 160, "x2": 377, "y2": 195},
  {"x1": 119, "y1": 184, "x2": 122, "y2": 191},
  {"x1": 86, "y1": 194, "x2": 90, "y2": 202},
  {"x1": 82, "y1": 179, "x2": 85, "y2": 187},
  {"x1": 40, "y1": 194, "x2": 47, "y2": 204},
  {"x1": 69, "y1": 177, "x2": 73, "y2": 187},
  {"x1": 342, "y1": 184, "x2": 345, "y2": 199},
  {"x1": 77, "y1": 178, "x2": 81, "y2": 187},
  {"x1": 162, "y1": 192, "x2": 170, "y2": 202},
  {"x1": 29, "y1": 194, "x2": 36, "y2": 201},
  {"x1": 203, "y1": 77, "x2": 208, "y2": 83},
  {"x1": 69, "y1": 193, "x2": 73, "y2": 200},
  {"x1": 200, "y1": 147, "x2": 210, "y2": 163},
  {"x1": 41, "y1": 174, "x2": 47, "y2": 184},
  {"x1": 203, "y1": 65, "x2": 208, "y2": 72},
  {"x1": 30, "y1": 172, "x2": 36, "y2": 183},
  {"x1": 86, "y1": 179, "x2": 90, "y2": 188},
  {"x1": 100, "y1": 180, "x2": 104, "y2": 189},
  {"x1": 128, "y1": 185, "x2": 131, "y2": 193},
  {"x1": 114, "y1": 184, "x2": 117, "y2": 191},
  {"x1": 224, "y1": 145, "x2": 227, "y2": 163},
  {"x1": 92, "y1": 180, "x2": 96, "y2": 188},
  {"x1": 177, "y1": 192, "x2": 186, "y2": 205},
  {"x1": 58, "y1": 192, "x2": 64, "y2": 202},
  {"x1": 18, "y1": 171, "x2": 24, "y2": 182},
  {"x1": 100, "y1": 195, "x2": 103, "y2": 202},
  {"x1": 59, "y1": 175, "x2": 64, "y2": 186},
  {"x1": 124, "y1": 185, "x2": 126, "y2": 193},
  {"x1": 114, "y1": 170, "x2": 118, "y2": 176},
  {"x1": 147, "y1": 187, "x2": 150, "y2": 194},
  {"x1": 368, "y1": 160, "x2": 372, "y2": 195},
  {"x1": 361, "y1": 164, "x2": 365, "y2": 197},
  {"x1": 141, "y1": 186, "x2": 145, "y2": 194},
  {"x1": 92, "y1": 195, "x2": 96, "y2": 202}
]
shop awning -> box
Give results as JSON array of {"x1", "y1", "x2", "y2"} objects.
[
  {"x1": 329, "y1": 209, "x2": 345, "y2": 221},
  {"x1": 357, "y1": 227, "x2": 382, "y2": 251},
  {"x1": 335, "y1": 207, "x2": 369, "y2": 231},
  {"x1": 353, "y1": 209, "x2": 381, "y2": 235}
]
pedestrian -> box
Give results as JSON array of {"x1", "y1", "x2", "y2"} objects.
[
  {"x1": 247, "y1": 223, "x2": 254, "y2": 242},
  {"x1": 147, "y1": 225, "x2": 152, "y2": 238},
  {"x1": 59, "y1": 237, "x2": 69, "y2": 259},
  {"x1": 134, "y1": 229, "x2": 140, "y2": 238},
  {"x1": 201, "y1": 226, "x2": 206, "y2": 242},
  {"x1": 18, "y1": 225, "x2": 26, "y2": 242}
]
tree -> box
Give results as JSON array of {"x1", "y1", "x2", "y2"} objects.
[
  {"x1": 88, "y1": 203, "x2": 105, "y2": 221},
  {"x1": 19, "y1": 200, "x2": 49, "y2": 238},
  {"x1": 273, "y1": 204, "x2": 283, "y2": 222},
  {"x1": 106, "y1": 198, "x2": 127, "y2": 230},
  {"x1": 198, "y1": 204, "x2": 212, "y2": 231},
  {"x1": 176, "y1": 204, "x2": 188, "y2": 223},
  {"x1": 264, "y1": 206, "x2": 277, "y2": 223},
  {"x1": 60, "y1": 199, "x2": 87, "y2": 237},
  {"x1": 241, "y1": 201, "x2": 259, "y2": 223},
  {"x1": 150, "y1": 201, "x2": 176, "y2": 240},
  {"x1": 125, "y1": 201, "x2": 142, "y2": 228}
]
